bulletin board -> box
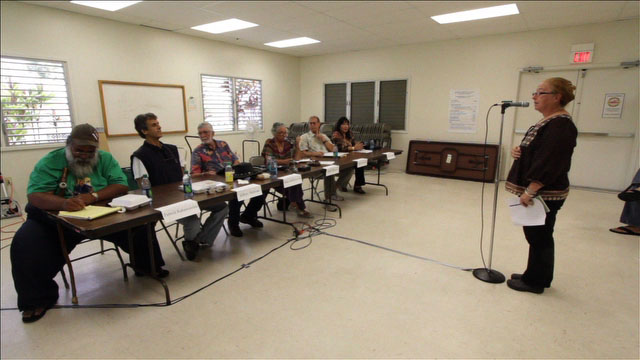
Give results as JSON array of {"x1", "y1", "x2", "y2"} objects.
[{"x1": 98, "y1": 80, "x2": 188, "y2": 137}]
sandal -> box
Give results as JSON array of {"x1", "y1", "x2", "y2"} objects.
[
  {"x1": 618, "y1": 184, "x2": 640, "y2": 202},
  {"x1": 22, "y1": 306, "x2": 51, "y2": 323},
  {"x1": 297, "y1": 209, "x2": 314, "y2": 218},
  {"x1": 609, "y1": 226, "x2": 640, "y2": 236}
]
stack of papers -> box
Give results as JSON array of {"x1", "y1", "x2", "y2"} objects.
[
  {"x1": 59, "y1": 205, "x2": 121, "y2": 220},
  {"x1": 179, "y1": 180, "x2": 223, "y2": 194},
  {"x1": 323, "y1": 152, "x2": 348, "y2": 157},
  {"x1": 109, "y1": 194, "x2": 151, "y2": 210}
]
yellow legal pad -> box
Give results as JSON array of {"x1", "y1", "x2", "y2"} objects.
[{"x1": 58, "y1": 205, "x2": 121, "y2": 220}]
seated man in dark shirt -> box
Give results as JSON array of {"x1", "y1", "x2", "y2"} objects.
[
  {"x1": 10, "y1": 124, "x2": 167, "y2": 323},
  {"x1": 131, "y1": 113, "x2": 228, "y2": 260},
  {"x1": 191, "y1": 122, "x2": 264, "y2": 237}
]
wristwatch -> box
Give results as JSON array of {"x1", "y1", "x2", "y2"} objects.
[{"x1": 91, "y1": 192, "x2": 99, "y2": 201}]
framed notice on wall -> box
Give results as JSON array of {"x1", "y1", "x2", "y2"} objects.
[{"x1": 98, "y1": 80, "x2": 188, "y2": 137}]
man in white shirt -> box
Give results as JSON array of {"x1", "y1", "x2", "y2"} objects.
[
  {"x1": 131, "y1": 113, "x2": 228, "y2": 261},
  {"x1": 298, "y1": 116, "x2": 354, "y2": 208}
]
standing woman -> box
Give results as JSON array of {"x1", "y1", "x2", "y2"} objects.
[
  {"x1": 505, "y1": 77, "x2": 578, "y2": 294},
  {"x1": 332, "y1": 116, "x2": 366, "y2": 194}
]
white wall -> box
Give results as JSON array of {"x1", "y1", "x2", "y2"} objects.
[
  {"x1": 300, "y1": 19, "x2": 640, "y2": 175},
  {"x1": 0, "y1": 2, "x2": 300, "y2": 207}
]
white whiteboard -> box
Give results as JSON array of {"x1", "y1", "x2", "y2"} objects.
[{"x1": 99, "y1": 80, "x2": 188, "y2": 136}]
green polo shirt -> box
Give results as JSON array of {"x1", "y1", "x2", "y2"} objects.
[{"x1": 27, "y1": 148, "x2": 127, "y2": 198}]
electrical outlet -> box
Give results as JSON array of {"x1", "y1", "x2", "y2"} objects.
[{"x1": 5, "y1": 177, "x2": 12, "y2": 187}]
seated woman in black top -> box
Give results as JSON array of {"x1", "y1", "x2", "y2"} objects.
[
  {"x1": 262, "y1": 123, "x2": 313, "y2": 218},
  {"x1": 332, "y1": 117, "x2": 366, "y2": 194}
]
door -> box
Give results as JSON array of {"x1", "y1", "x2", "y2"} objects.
[{"x1": 510, "y1": 66, "x2": 639, "y2": 190}]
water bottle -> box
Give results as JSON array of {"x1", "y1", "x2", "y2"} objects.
[
  {"x1": 290, "y1": 148, "x2": 298, "y2": 173},
  {"x1": 333, "y1": 148, "x2": 338, "y2": 158},
  {"x1": 141, "y1": 174, "x2": 153, "y2": 204},
  {"x1": 182, "y1": 170, "x2": 194, "y2": 199},
  {"x1": 225, "y1": 162, "x2": 234, "y2": 184},
  {"x1": 268, "y1": 156, "x2": 278, "y2": 179},
  {"x1": 369, "y1": 139, "x2": 375, "y2": 150}
]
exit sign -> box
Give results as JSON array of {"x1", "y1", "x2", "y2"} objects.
[
  {"x1": 573, "y1": 51, "x2": 592, "y2": 63},
  {"x1": 571, "y1": 43, "x2": 594, "y2": 64}
]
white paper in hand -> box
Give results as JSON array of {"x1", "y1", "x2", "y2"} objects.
[{"x1": 506, "y1": 197, "x2": 546, "y2": 226}]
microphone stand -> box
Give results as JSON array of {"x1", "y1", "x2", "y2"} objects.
[{"x1": 472, "y1": 103, "x2": 511, "y2": 284}]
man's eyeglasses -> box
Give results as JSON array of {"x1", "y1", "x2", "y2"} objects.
[{"x1": 532, "y1": 91, "x2": 556, "y2": 97}]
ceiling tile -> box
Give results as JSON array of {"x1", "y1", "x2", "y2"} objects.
[
  {"x1": 619, "y1": 1, "x2": 639, "y2": 19},
  {"x1": 117, "y1": 1, "x2": 225, "y2": 29}
]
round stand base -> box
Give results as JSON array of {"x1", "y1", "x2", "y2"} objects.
[{"x1": 473, "y1": 268, "x2": 506, "y2": 284}]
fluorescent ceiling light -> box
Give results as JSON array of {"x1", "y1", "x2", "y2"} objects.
[
  {"x1": 191, "y1": 19, "x2": 258, "y2": 34},
  {"x1": 431, "y1": 3, "x2": 519, "y2": 24},
  {"x1": 70, "y1": 1, "x2": 141, "y2": 12},
  {"x1": 264, "y1": 37, "x2": 320, "y2": 48}
]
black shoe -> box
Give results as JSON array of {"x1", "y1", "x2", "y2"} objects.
[
  {"x1": 276, "y1": 198, "x2": 285, "y2": 211},
  {"x1": 182, "y1": 240, "x2": 198, "y2": 261},
  {"x1": 135, "y1": 268, "x2": 170, "y2": 278},
  {"x1": 354, "y1": 186, "x2": 366, "y2": 194},
  {"x1": 511, "y1": 273, "x2": 523, "y2": 280},
  {"x1": 22, "y1": 302, "x2": 55, "y2": 323},
  {"x1": 507, "y1": 278, "x2": 544, "y2": 294},
  {"x1": 239, "y1": 215, "x2": 263, "y2": 228},
  {"x1": 228, "y1": 224, "x2": 243, "y2": 237}
]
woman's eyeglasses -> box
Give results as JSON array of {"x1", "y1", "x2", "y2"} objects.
[{"x1": 532, "y1": 91, "x2": 556, "y2": 97}]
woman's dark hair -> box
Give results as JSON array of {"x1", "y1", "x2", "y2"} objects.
[
  {"x1": 134, "y1": 113, "x2": 157, "y2": 139},
  {"x1": 334, "y1": 116, "x2": 352, "y2": 140}
]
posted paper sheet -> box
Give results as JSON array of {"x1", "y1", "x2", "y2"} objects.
[
  {"x1": 448, "y1": 89, "x2": 480, "y2": 133},
  {"x1": 232, "y1": 184, "x2": 263, "y2": 202},
  {"x1": 156, "y1": 200, "x2": 201, "y2": 222}
]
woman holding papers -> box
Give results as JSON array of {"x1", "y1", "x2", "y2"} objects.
[
  {"x1": 332, "y1": 117, "x2": 366, "y2": 194},
  {"x1": 262, "y1": 123, "x2": 312, "y2": 218},
  {"x1": 505, "y1": 77, "x2": 578, "y2": 294}
]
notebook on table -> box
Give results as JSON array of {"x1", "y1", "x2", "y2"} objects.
[{"x1": 58, "y1": 205, "x2": 121, "y2": 220}]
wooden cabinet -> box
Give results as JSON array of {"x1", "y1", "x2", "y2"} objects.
[{"x1": 405, "y1": 140, "x2": 499, "y2": 183}]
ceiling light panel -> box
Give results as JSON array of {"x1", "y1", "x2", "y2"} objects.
[
  {"x1": 191, "y1": 18, "x2": 258, "y2": 34},
  {"x1": 431, "y1": 4, "x2": 519, "y2": 24},
  {"x1": 264, "y1": 37, "x2": 320, "y2": 48},
  {"x1": 70, "y1": 1, "x2": 141, "y2": 12}
]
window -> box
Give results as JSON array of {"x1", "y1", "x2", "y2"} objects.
[
  {"x1": 1, "y1": 56, "x2": 74, "y2": 146},
  {"x1": 350, "y1": 81, "x2": 375, "y2": 126},
  {"x1": 324, "y1": 79, "x2": 407, "y2": 130},
  {"x1": 201, "y1": 74, "x2": 262, "y2": 132},
  {"x1": 324, "y1": 83, "x2": 346, "y2": 124}
]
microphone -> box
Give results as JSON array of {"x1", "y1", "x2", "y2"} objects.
[{"x1": 501, "y1": 100, "x2": 529, "y2": 108}]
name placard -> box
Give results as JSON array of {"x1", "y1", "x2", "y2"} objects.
[
  {"x1": 384, "y1": 152, "x2": 396, "y2": 160},
  {"x1": 232, "y1": 184, "x2": 263, "y2": 202},
  {"x1": 324, "y1": 165, "x2": 339, "y2": 176},
  {"x1": 280, "y1": 174, "x2": 302, "y2": 188},
  {"x1": 354, "y1": 158, "x2": 368, "y2": 168},
  {"x1": 156, "y1": 199, "x2": 201, "y2": 222}
]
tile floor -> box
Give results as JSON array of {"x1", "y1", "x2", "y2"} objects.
[{"x1": 1, "y1": 172, "x2": 638, "y2": 359}]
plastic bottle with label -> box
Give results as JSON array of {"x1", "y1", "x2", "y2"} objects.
[
  {"x1": 183, "y1": 170, "x2": 194, "y2": 199},
  {"x1": 141, "y1": 174, "x2": 153, "y2": 204},
  {"x1": 225, "y1": 162, "x2": 234, "y2": 185},
  {"x1": 268, "y1": 156, "x2": 278, "y2": 179}
]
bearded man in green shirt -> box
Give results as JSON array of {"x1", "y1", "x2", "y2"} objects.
[{"x1": 11, "y1": 124, "x2": 167, "y2": 323}]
